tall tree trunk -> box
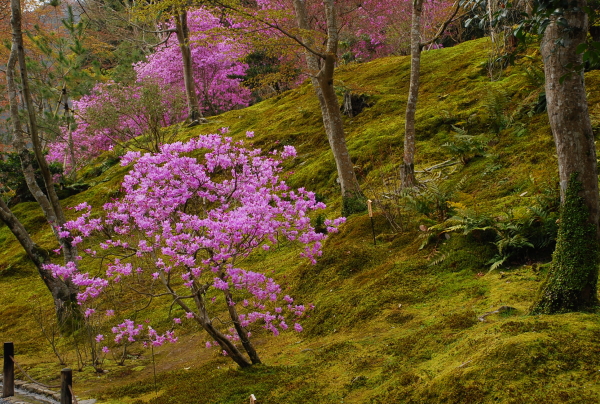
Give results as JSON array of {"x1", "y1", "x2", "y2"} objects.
[
  {"x1": 487, "y1": 0, "x2": 496, "y2": 43},
  {"x1": 59, "y1": 84, "x2": 77, "y2": 175},
  {"x1": 530, "y1": 0, "x2": 599, "y2": 313},
  {"x1": 9, "y1": 0, "x2": 80, "y2": 325},
  {"x1": 317, "y1": 54, "x2": 361, "y2": 199},
  {"x1": 401, "y1": 0, "x2": 424, "y2": 189},
  {"x1": 174, "y1": 10, "x2": 203, "y2": 122},
  {"x1": 292, "y1": 0, "x2": 362, "y2": 207}
]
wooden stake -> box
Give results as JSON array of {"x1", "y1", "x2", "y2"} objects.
[
  {"x1": 2, "y1": 342, "x2": 14, "y2": 398},
  {"x1": 61, "y1": 368, "x2": 72, "y2": 404},
  {"x1": 367, "y1": 200, "x2": 376, "y2": 245}
]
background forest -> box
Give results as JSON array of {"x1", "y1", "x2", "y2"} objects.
[{"x1": 1, "y1": 0, "x2": 600, "y2": 403}]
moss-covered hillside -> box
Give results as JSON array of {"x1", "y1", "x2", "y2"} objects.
[{"x1": 2, "y1": 37, "x2": 600, "y2": 403}]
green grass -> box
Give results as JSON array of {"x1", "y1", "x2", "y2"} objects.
[{"x1": 2, "y1": 37, "x2": 600, "y2": 403}]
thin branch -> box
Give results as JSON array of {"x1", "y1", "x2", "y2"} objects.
[
  {"x1": 209, "y1": 0, "x2": 326, "y2": 59},
  {"x1": 421, "y1": 1, "x2": 464, "y2": 48}
]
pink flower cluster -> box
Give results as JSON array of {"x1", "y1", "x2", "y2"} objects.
[
  {"x1": 47, "y1": 79, "x2": 187, "y2": 171},
  {"x1": 250, "y1": 0, "x2": 454, "y2": 61},
  {"x1": 46, "y1": 135, "x2": 344, "y2": 351},
  {"x1": 134, "y1": 8, "x2": 251, "y2": 116},
  {"x1": 48, "y1": 8, "x2": 251, "y2": 172}
]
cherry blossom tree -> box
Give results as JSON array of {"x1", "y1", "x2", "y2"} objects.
[{"x1": 47, "y1": 134, "x2": 344, "y2": 368}]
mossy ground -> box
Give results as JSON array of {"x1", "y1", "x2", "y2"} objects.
[{"x1": 1, "y1": 38, "x2": 600, "y2": 403}]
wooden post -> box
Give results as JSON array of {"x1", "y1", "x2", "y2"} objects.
[
  {"x1": 2, "y1": 342, "x2": 14, "y2": 397},
  {"x1": 367, "y1": 200, "x2": 376, "y2": 245},
  {"x1": 61, "y1": 368, "x2": 72, "y2": 404},
  {"x1": 250, "y1": 394, "x2": 257, "y2": 403}
]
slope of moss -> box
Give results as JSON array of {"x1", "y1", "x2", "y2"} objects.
[{"x1": 1, "y1": 37, "x2": 600, "y2": 403}]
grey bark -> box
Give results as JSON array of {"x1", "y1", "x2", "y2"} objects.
[
  {"x1": 540, "y1": 1, "x2": 599, "y2": 230},
  {"x1": 174, "y1": 10, "x2": 203, "y2": 122},
  {"x1": 531, "y1": 0, "x2": 600, "y2": 313},
  {"x1": 8, "y1": 0, "x2": 80, "y2": 324},
  {"x1": 0, "y1": 197, "x2": 78, "y2": 324},
  {"x1": 292, "y1": 0, "x2": 361, "y2": 198},
  {"x1": 223, "y1": 288, "x2": 261, "y2": 365},
  {"x1": 401, "y1": 0, "x2": 460, "y2": 189},
  {"x1": 56, "y1": 84, "x2": 77, "y2": 173},
  {"x1": 160, "y1": 276, "x2": 253, "y2": 368},
  {"x1": 401, "y1": 0, "x2": 424, "y2": 189}
]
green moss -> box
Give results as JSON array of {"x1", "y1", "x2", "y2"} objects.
[
  {"x1": 341, "y1": 193, "x2": 367, "y2": 216},
  {"x1": 3, "y1": 38, "x2": 600, "y2": 404},
  {"x1": 531, "y1": 173, "x2": 599, "y2": 314}
]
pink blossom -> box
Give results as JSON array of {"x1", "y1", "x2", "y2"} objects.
[{"x1": 55, "y1": 136, "x2": 341, "y2": 363}]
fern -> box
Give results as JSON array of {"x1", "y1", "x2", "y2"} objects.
[
  {"x1": 441, "y1": 126, "x2": 488, "y2": 165},
  {"x1": 484, "y1": 89, "x2": 511, "y2": 133},
  {"x1": 422, "y1": 200, "x2": 558, "y2": 271},
  {"x1": 487, "y1": 255, "x2": 508, "y2": 272},
  {"x1": 428, "y1": 251, "x2": 448, "y2": 267},
  {"x1": 405, "y1": 175, "x2": 469, "y2": 223}
]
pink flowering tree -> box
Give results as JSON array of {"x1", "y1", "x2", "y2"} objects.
[
  {"x1": 46, "y1": 134, "x2": 344, "y2": 368},
  {"x1": 47, "y1": 78, "x2": 188, "y2": 173},
  {"x1": 242, "y1": 0, "x2": 454, "y2": 62},
  {"x1": 134, "y1": 8, "x2": 251, "y2": 116},
  {"x1": 341, "y1": 0, "x2": 456, "y2": 61},
  {"x1": 48, "y1": 8, "x2": 251, "y2": 172}
]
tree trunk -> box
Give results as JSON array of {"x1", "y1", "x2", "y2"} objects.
[
  {"x1": 159, "y1": 276, "x2": 253, "y2": 368},
  {"x1": 9, "y1": 0, "x2": 81, "y2": 325},
  {"x1": 316, "y1": 54, "x2": 361, "y2": 198},
  {"x1": 223, "y1": 289, "x2": 261, "y2": 365},
  {"x1": 60, "y1": 84, "x2": 77, "y2": 175},
  {"x1": 0, "y1": 197, "x2": 78, "y2": 326},
  {"x1": 191, "y1": 291, "x2": 252, "y2": 368},
  {"x1": 401, "y1": 0, "x2": 424, "y2": 189},
  {"x1": 174, "y1": 10, "x2": 203, "y2": 122},
  {"x1": 487, "y1": 0, "x2": 496, "y2": 43},
  {"x1": 292, "y1": 0, "x2": 363, "y2": 209},
  {"x1": 530, "y1": 0, "x2": 600, "y2": 313}
]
